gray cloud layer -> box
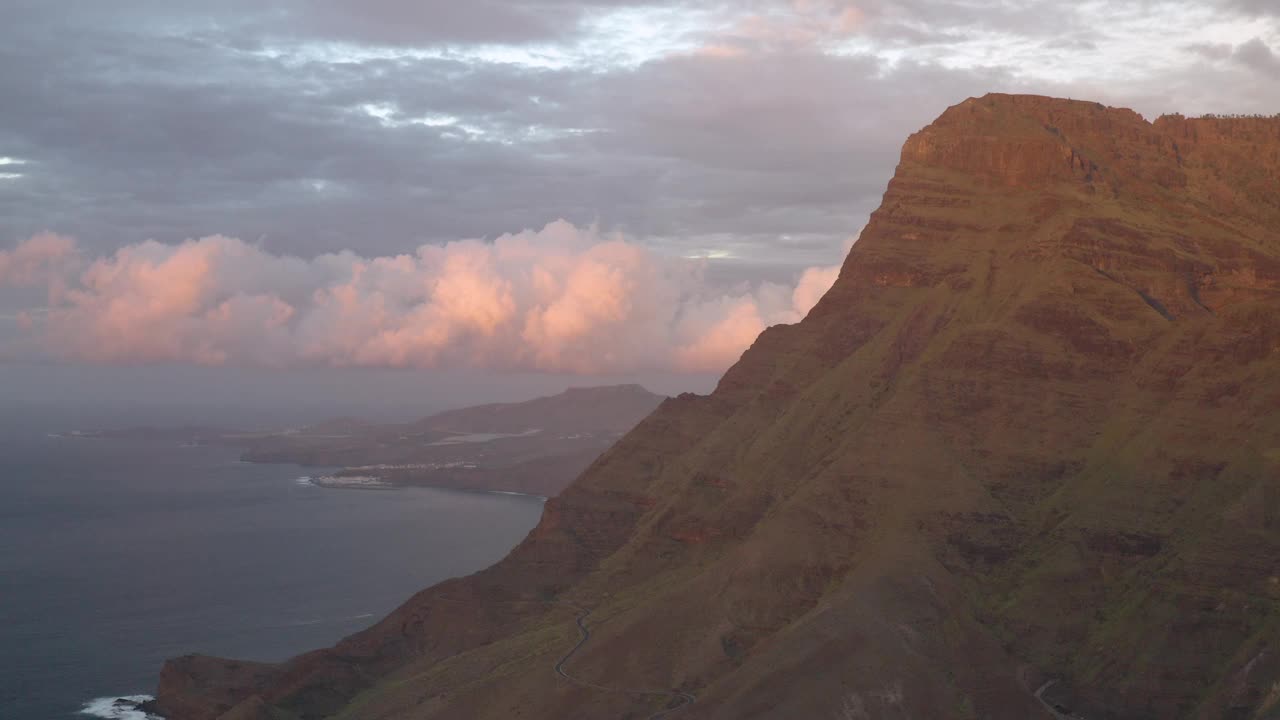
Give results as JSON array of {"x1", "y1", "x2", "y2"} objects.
[
  {"x1": 3, "y1": 1, "x2": 1272, "y2": 261},
  {"x1": 0, "y1": 0, "x2": 1277, "y2": 379}
]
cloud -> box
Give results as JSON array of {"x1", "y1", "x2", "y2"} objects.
[
  {"x1": 1187, "y1": 37, "x2": 1280, "y2": 75},
  {"x1": 1187, "y1": 41, "x2": 1235, "y2": 61},
  {"x1": 1222, "y1": 0, "x2": 1280, "y2": 17},
  {"x1": 0, "y1": 223, "x2": 840, "y2": 374},
  {"x1": 1, "y1": 0, "x2": 1276, "y2": 285},
  {"x1": 1233, "y1": 37, "x2": 1280, "y2": 73},
  {"x1": 0, "y1": 232, "x2": 80, "y2": 289}
]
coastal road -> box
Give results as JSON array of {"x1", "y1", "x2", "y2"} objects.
[
  {"x1": 551, "y1": 603, "x2": 697, "y2": 719},
  {"x1": 432, "y1": 595, "x2": 696, "y2": 718},
  {"x1": 1033, "y1": 680, "x2": 1089, "y2": 720}
]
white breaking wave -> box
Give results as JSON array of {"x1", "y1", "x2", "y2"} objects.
[
  {"x1": 488, "y1": 490, "x2": 549, "y2": 501},
  {"x1": 428, "y1": 429, "x2": 542, "y2": 446},
  {"x1": 78, "y1": 695, "x2": 161, "y2": 720},
  {"x1": 286, "y1": 611, "x2": 379, "y2": 627}
]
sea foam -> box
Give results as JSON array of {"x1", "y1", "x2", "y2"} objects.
[
  {"x1": 78, "y1": 695, "x2": 161, "y2": 719},
  {"x1": 488, "y1": 490, "x2": 549, "y2": 501}
]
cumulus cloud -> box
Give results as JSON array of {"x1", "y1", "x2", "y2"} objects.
[
  {"x1": 1233, "y1": 37, "x2": 1280, "y2": 73},
  {"x1": 0, "y1": 232, "x2": 78, "y2": 284},
  {"x1": 0, "y1": 222, "x2": 841, "y2": 374},
  {"x1": 0, "y1": 232, "x2": 81, "y2": 306}
]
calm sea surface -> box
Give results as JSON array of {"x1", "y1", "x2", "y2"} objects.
[{"x1": 0, "y1": 413, "x2": 545, "y2": 719}]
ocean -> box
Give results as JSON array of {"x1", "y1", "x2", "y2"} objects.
[{"x1": 0, "y1": 411, "x2": 545, "y2": 719}]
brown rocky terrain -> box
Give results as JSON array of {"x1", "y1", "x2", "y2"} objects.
[{"x1": 153, "y1": 94, "x2": 1280, "y2": 720}]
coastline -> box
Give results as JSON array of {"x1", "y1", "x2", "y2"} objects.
[
  {"x1": 485, "y1": 489, "x2": 549, "y2": 502},
  {"x1": 293, "y1": 472, "x2": 547, "y2": 500},
  {"x1": 305, "y1": 474, "x2": 397, "y2": 490}
]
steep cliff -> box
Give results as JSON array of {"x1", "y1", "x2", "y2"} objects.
[{"x1": 155, "y1": 94, "x2": 1280, "y2": 720}]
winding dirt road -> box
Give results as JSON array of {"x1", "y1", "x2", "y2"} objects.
[
  {"x1": 551, "y1": 603, "x2": 697, "y2": 719},
  {"x1": 1033, "y1": 680, "x2": 1088, "y2": 720},
  {"x1": 431, "y1": 596, "x2": 695, "y2": 718}
]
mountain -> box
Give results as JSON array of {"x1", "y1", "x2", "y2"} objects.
[
  {"x1": 237, "y1": 384, "x2": 665, "y2": 495},
  {"x1": 152, "y1": 95, "x2": 1280, "y2": 720},
  {"x1": 410, "y1": 384, "x2": 667, "y2": 436}
]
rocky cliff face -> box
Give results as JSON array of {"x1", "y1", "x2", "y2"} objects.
[{"x1": 155, "y1": 95, "x2": 1280, "y2": 720}]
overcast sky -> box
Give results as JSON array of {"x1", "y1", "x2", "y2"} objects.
[{"x1": 1, "y1": 1, "x2": 1277, "y2": 418}]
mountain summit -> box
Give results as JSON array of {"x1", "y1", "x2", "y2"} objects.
[{"x1": 155, "y1": 95, "x2": 1280, "y2": 720}]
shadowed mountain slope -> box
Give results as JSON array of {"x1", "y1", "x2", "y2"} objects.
[{"x1": 155, "y1": 94, "x2": 1280, "y2": 720}]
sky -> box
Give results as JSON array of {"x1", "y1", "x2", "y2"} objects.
[{"x1": 0, "y1": 0, "x2": 1277, "y2": 418}]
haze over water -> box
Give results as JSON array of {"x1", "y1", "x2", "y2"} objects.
[{"x1": 0, "y1": 410, "x2": 544, "y2": 719}]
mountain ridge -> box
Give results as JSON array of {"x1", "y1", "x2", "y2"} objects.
[{"x1": 154, "y1": 94, "x2": 1280, "y2": 720}]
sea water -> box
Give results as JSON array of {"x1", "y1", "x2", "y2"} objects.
[{"x1": 0, "y1": 413, "x2": 544, "y2": 719}]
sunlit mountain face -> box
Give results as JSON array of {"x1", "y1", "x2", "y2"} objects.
[{"x1": 147, "y1": 94, "x2": 1280, "y2": 720}]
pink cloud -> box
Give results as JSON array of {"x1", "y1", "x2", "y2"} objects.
[
  {"x1": 0, "y1": 232, "x2": 80, "y2": 297},
  {"x1": 792, "y1": 264, "x2": 841, "y2": 315},
  {"x1": 0, "y1": 222, "x2": 841, "y2": 374},
  {"x1": 700, "y1": 0, "x2": 869, "y2": 55}
]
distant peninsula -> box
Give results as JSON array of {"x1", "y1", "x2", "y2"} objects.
[{"x1": 73, "y1": 385, "x2": 665, "y2": 498}]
